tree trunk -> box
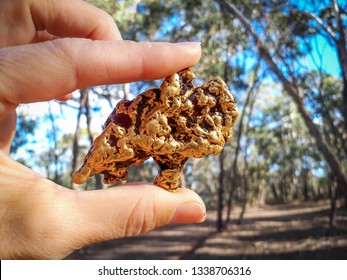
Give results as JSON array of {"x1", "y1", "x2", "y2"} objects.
[
  {"x1": 95, "y1": 175, "x2": 103, "y2": 190},
  {"x1": 71, "y1": 89, "x2": 88, "y2": 189},
  {"x1": 270, "y1": 182, "x2": 280, "y2": 202},
  {"x1": 238, "y1": 141, "x2": 251, "y2": 225},
  {"x1": 332, "y1": 0, "x2": 347, "y2": 132},
  {"x1": 217, "y1": 150, "x2": 224, "y2": 232},
  {"x1": 238, "y1": 177, "x2": 249, "y2": 224},
  {"x1": 328, "y1": 173, "x2": 338, "y2": 235},
  {"x1": 180, "y1": 166, "x2": 187, "y2": 189},
  {"x1": 217, "y1": 0, "x2": 347, "y2": 201},
  {"x1": 257, "y1": 182, "x2": 266, "y2": 207},
  {"x1": 302, "y1": 169, "x2": 309, "y2": 201},
  {"x1": 71, "y1": 88, "x2": 103, "y2": 190},
  {"x1": 237, "y1": 79, "x2": 258, "y2": 223},
  {"x1": 226, "y1": 64, "x2": 261, "y2": 224},
  {"x1": 83, "y1": 89, "x2": 103, "y2": 190}
]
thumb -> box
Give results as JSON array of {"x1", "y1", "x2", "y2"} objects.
[
  {"x1": 70, "y1": 183, "x2": 206, "y2": 249},
  {"x1": 0, "y1": 152, "x2": 205, "y2": 259}
]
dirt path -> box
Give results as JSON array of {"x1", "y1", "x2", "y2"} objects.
[{"x1": 66, "y1": 201, "x2": 347, "y2": 260}]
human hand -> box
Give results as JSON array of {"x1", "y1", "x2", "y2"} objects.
[{"x1": 0, "y1": 0, "x2": 205, "y2": 259}]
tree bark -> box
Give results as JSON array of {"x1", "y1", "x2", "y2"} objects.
[
  {"x1": 217, "y1": 150, "x2": 224, "y2": 232},
  {"x1": 328, "y1": 173, "x2": 338, "y2": 235},
  {"x1": 332, "y1": 0, "x2": 347, "y2": 132},
  {"x1": 217, "y1": 0, "x2": 347, "y2": 198},
  {"x1": 302, "y1": 169, "x2": 309, "y2": 201},
  {"x1": 238, "y1": 128, "x2": 252, "y2": 224}
]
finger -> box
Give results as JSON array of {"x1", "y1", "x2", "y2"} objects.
[
  {"x1": 0, "y1": 149, "x2": 41, "y2": 176},
  {"x1": 0, "y1": 39, "x2": 201, "y2": 105},
  {"x1": 0, "y1": 0, "x2": 121, "y2": 48},
  {"x1": 0, "y1": 154, "x2": 72, "y2": 259},
  {"x1": 0, "y1": 176, "x2": 205, "y2": 259},
  {"x1": 29, "y1": 0, "x2": 122, "y2": 40},
  {"x1": 68, "y1": 184, "x2": 206, "y2": 248}
]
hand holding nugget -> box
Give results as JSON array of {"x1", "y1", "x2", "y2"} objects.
[{"x1": 0, "y1": 0, "x2": 204, "y2": 259}]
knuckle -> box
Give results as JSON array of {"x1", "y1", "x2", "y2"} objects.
[{"x1": 123, "y1": 197, "x2": 156, "y2": 237}]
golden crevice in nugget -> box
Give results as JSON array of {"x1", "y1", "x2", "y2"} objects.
[{"x1": 73, "y1": 68, "x2": 238, "y2": 191}]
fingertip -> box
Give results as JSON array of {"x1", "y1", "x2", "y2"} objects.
[
  {"x1": 174, "y1": 41, "x2": 202, "y2": 58},
  {"x1": 170, "y1": 201, "x2": 206, "y2": 224},
  {"x1": 171, "y1": 188, "x2": 206, "y2": 224},
  {"x1": 154, "y1": 187, "x2": 206, "y2": 225},
  {"x1": 114, "y1": 41, "x2": 202, "y2": 82},
  {"x1": 171, "y1": 41, "x2": 202, "y2": 69}
]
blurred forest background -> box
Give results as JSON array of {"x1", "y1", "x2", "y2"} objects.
[{"x1": 12, "y1": 0, "x2": 347, "y2": 259}]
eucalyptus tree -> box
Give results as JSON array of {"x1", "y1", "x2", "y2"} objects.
[{"x1": 216, "y1": 0, "x2": 347, "y2": 206}]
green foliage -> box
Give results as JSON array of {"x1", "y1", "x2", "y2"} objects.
[{"x1": 303, "y1": 72, "x2": 346, "y2": 163}]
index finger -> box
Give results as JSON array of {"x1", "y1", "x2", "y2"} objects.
[
  {"x1": 0, "y1": 39, "x2": 201, "y2": 105},
  {"x1": 30, "y1": 0, "x2": 121, "y2": 40}
]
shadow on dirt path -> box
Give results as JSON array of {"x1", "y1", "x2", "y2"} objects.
[{"x1": 66, "y1": 201, "x2": 347, "y2": 260}]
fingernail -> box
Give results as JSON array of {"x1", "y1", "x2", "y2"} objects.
[
  {"x1": 171, "y1": 202, "x2": 206, "y2": 224},
  {"x1": 175, "y1": 41, "x2": 201, "y2": 47}
]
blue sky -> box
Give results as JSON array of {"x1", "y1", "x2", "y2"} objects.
[
  {"x1": 306, "y1": 34, "x2": 340, "y2": 77},
  {"x1": 291, "y1": 0, "x2": 341, "y2": 77}
]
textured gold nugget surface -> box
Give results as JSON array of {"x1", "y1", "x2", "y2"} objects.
[{"x1": 73, "y1": 68, "x2": 238, "y2": 191}]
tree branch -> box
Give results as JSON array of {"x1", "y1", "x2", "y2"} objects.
[
  {"x1": 216, "y1": 0, "x2": 347, "y2": 191},
  {"x1": 301, "y1": 9, "x2": 337, "y2": 42}
]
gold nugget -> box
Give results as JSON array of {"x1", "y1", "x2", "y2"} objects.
[{"x1": 73, "y1": 68, "x2": 238, "y2": 191}]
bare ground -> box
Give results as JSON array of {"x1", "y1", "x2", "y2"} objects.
[{"x1": 66, "y1": 200, "x2": 347, "y2": 260}]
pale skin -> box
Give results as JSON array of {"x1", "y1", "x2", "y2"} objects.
[{"x1": 0, "y1": 0, "x2": 205, "y2": 259}]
